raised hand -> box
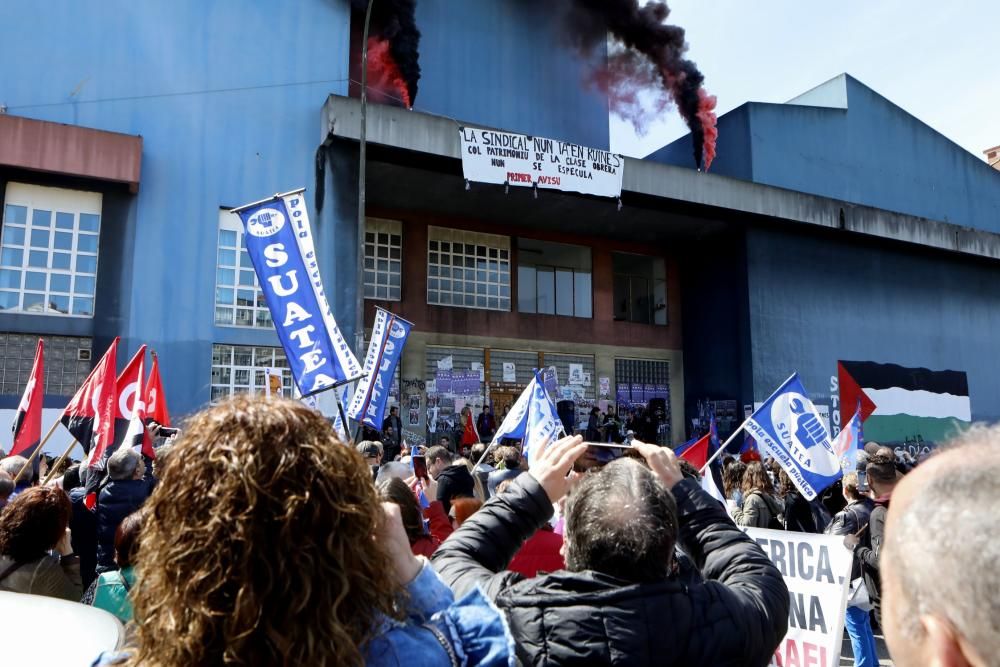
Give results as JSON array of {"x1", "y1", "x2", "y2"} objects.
[
  {"x1": 631, "y1": 441, "x2": 684, "y2": 489},
  {"x1": 528, "y1": 434, "x2": 587, "y2": 504}
]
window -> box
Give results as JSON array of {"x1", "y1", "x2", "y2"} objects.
[
  {"x1": 364, "y1": 218, "x2": 402, "y2": 300},
  {"x1": 612, "y1": 252, "x2": 667, "y2": 325},
  {"x1": 210, "y1": 344, "x2": 294, "y2": 402},
  {"x1": 427, "y1": 227, "x2": 510, "y2": 311},
  {"x1": 517, "y1": 239, "x2": 592, "y2": 318},
  {"x1": 0, "y1": 183, "x2": 101, "y2": 317},
  {"x1": 214, "y1": 210, "x2": 272, "y2": 328},
  {"x1": 0, "y1": 333, "x2": 92, "y2": 396}
]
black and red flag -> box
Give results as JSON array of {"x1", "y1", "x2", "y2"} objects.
[
  {"x1": 143, "y1": 351, "x2": 171, "y2": 429},
  {"x1": 123, "y1": 352, "x2": 155, "y2": 459},
  {"x1": 111, "y1": 345, "x2": 147, "y2": 450},
  {"x1": 61, "y1": 337, "x2": 118, "y2": 508},
  {"x1": 10, "y1": 339, "x2": 44, "y2": 471}
]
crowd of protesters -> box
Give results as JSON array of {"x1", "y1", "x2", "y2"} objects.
[{"x1": 0, "y1": 395, "x2": 997, "y2": 666}]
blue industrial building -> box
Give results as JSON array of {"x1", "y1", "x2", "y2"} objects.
[{"x1": 1, "y1": 3, "x2": 997, "y2": 455}]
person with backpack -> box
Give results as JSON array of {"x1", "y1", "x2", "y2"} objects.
[
  {"x1": 826, "y1": 472, "x2": 877, "y2": 667},
  {"x1": 776, "y1": 468, "x2": 817, "y2": 533},
  {"x1": 733, "y1": 461, "x2": 784, "y2": 529}
]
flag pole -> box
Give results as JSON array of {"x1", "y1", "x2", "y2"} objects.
[
  {"x1": 14, "y1": 419, "x2": 63, "y2": 483},
  {"x1": 698, "y1": 416, "x2": 752, "y2": 474},
  {"x1": 41, "y1": 438, "x2": 80, "y2": 485}
]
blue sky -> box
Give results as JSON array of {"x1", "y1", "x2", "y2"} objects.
[{"x1": 609, "y1": 0, "x2": 1000, "y2": 161}]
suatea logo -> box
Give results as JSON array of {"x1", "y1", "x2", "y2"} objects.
[{"x1": 246, "y1": 207, "x2": 285, "y2": 237}]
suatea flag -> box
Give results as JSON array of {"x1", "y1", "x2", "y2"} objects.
[
  {"x1": 123, "y1": 352, "x2": 155, "y2": 459},
  {"x1": 112, "y1": 345, "x2": 147, "y2": 449},
  {"x1": 144, "y1": 353, "x2": 171, "y2": 428},
  {"x1": 10, "y1": 339, "x2": 44, "y2": 468},
  {"x1": 62, "y1": 337, "x2": 119, "y2": 466}
]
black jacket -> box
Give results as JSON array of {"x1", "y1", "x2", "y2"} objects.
[
  {"x1": 68, "y1": 486, "x2": 98, "y2": 590},
  {"x1": 782, "y1": 490, "x2": 817, "y2": 533},
  {"x1": 826, "y1": 498, "x2": 874, "y2": 580},
  {"x1": 854, "y1": 498, "x2": 888, "y2": 623},
  {"x1": 434, "y1": 464, "x2": 475, "y2": 515},
  {"x1": 432, "y1": 475, "x2": 789, "y2": 666},
  {"x1": 96, "y1": 479, "x2": 148, "y2": 572}
]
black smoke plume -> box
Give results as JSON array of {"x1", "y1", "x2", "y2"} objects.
[
  {"x1": 559, "y1": 0, "x2": 717, "y2": 170},
  {"x1": 351, "y1": 0, "x2": 421, "y2": 106}
]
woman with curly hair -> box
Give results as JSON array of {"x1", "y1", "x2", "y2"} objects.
[
  {"x1": 96, "y1": 395, "x2": 512, "y2": 667},
  {"x1": 732, "y1": 461, "x2": 784, "y2": 529},
  {"x1": 0, "y1": 485, "x2": 81, "y2": 600}
]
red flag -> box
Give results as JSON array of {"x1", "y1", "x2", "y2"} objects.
[
  {"x1": 61, "y1": 338, "x2": 119, "y2": 464},
  {"x1": 144, "y1": 352, "x2": 171, "y2": 427},
  {"x1": 838, "y1": 362, "x2": 877, "y2": 429},
  {"x1": 123, "y1": 353, "x2": 155, "y2": 459},
  {"x1": 10, "y1": 339, "x2": 44, "y2": 463},
  {"x1": 679, "y1": 433, "x2": 710, "y2": 469},
  {"x1": 111, "y1": 345, "x2": 147, "y2": 449}
]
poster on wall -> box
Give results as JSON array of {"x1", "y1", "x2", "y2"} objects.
[
  {"x1": 437, "y1": 356, "x2": 453, "y2": 371},
  {"x1": 503, "y1": 362, "x2": 517, "y2": 382},
  {"x1": 568, "y1": 364, "x2": 585, "y2": 385},
  {"x1": 837, "y1": 361, "x2": 971, "y2": 455},
  {"x1": 598, "y1": 376, "x2": 610, "y2": 397},
  {"x1": 459, "y1": 127, "x2": 624, "y2": 199},
  {"x1": 408, "y1": 409, "x2": 419, "y2": 426},
  {"x1": 471, "y1": 362, "x2": 485, "y2": 381},
  {"x1": 435, "y1": 370, "x2": 453, "y2": 395}
]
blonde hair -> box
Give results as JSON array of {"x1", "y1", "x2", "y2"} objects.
[{"x1": 126, "y1": 395, "x2": 401, "y2": 666}]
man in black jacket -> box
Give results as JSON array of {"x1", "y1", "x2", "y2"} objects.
[
  {"x1": 432, "y1": 436, "x2": 789, "y2": 666},
  {"x1": 844, "y1": 451, "x2": 899, "y2": 628},
  {"x1": 96, "y1": 447, "x2": 150, "y2": 572},
  {"x1": 426, "y1": 445, "x2": 474, "y2": 515}
]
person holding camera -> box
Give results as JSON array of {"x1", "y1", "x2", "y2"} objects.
[{"x1": 432, "y1": 435, "x2": 789, "y2": 666}]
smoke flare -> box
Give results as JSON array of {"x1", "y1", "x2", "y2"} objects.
[
  {"x1": 562, "y1": 0, "x2": 718, "y2": 170},
  {"x1": 352, "y1": 0, "x2": 421, "y2": 107},
  {"x1": 366, "y1": 37, "x2": 412, "y2": 108}
]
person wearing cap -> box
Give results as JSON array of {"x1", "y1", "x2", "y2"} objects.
[{"x1": 356, "y1": 441, "x2": 383, "y2": 481}]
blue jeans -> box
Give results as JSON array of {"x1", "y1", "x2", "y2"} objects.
[{"x1": 845, "y1": 604, "x2": 879, "y2": 667}]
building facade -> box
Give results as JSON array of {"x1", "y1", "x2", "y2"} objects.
[{"x1": 1, "y1": 5, "x2": 998, "y2": 457}]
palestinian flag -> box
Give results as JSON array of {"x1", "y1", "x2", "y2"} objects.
[
  {"x1": 839, "y1": 361, "x2": 970, "y2": 446},
  {"x1": 143, "y1": 352, "x2": 171, "y2": 428},
  {"x1": 10, "y1": 339, "x2": 44, "y2": 470},
  {"x1": 111, "y1": 345, "x2": 147, "y2": 449}
]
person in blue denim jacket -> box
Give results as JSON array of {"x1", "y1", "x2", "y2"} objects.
[{"x1": 90, "y1": 395, "x2": 513, "y2": 667}]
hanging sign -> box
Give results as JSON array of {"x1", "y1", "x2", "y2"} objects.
[{"x1": 460, "y1": 127, "x2": 624, "y2": 198}]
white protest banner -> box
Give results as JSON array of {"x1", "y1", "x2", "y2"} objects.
[
  {"x1": 745, "y1": 527, "x2": 853, "y2": 667},
  {"x1": 459, "y1": 127, "x2": 624, "y2": 198}
]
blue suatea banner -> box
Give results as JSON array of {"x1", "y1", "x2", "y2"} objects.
[
  {"x1": 347, "y1": 307, "x2": 413, "y2": 429},
  {"x1": 746, "y1": 373, "x2": 842, "y2": 500},
  {"x1": 233, "y1": 189, "x2": 362, "y2": 395}
]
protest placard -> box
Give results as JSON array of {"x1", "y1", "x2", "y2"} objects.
[{"x1": 745, "y1": 527, "x2": 853, "y2": 667}]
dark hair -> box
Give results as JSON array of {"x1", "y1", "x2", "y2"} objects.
[
  {"x1": 493, "y1": 445, "x2": 520, "y2": 470},
  {"x1": 866, "y1": 452, "x2": 897, "y2": 485},
  {"x1": 777, "y1": 468, "x2": 798, "y2": 497},
  {"x1": 426, "y1": 446, "x2": 453, "y2": 464},
  {"x1": 61, "y1": 464, "x2": 81, "y2": 491},
  {"x1": 677, "y1": 459, "x2": 700, "y2": 482},
  {"x1": 722, "y1": 461, "x2": 746, "y2": 498},
  {"x1": 378, "y1": 477, "x2": 424, "y2": 543},
  {"x1": 0, "y1": 486, "x2": 71, "y2": 562},
  {"x1": 470, "y1": 443, "x2": 487, "y2": 463},
  {"x1": 564, "y1": 458, "x2": 678, "y2": 583},
  {"x1": 741, "y1": 461, "x2": 774, "y2": 496},
  {"x1": 115, "y1": 509, "x2": 145, "y2": 568}
]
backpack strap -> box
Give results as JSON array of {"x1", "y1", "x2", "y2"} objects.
[{"x1": 0, "y1": 560, "x2": 25, "y2": 583}]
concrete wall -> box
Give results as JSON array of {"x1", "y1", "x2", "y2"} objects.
[{"x1": 746, "y1": 226, "x2": 1000, "y2": 426}]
